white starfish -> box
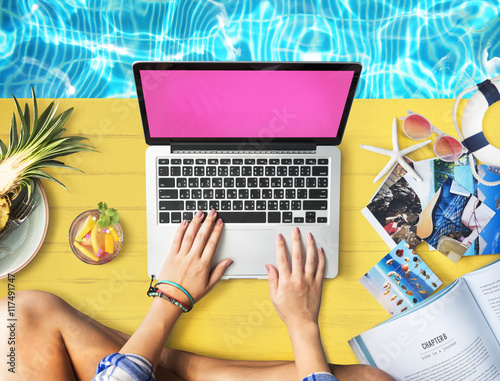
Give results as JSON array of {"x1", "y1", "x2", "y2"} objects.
[{"x1": 360, "y1": 117, "x2": 431, "y2": 183}]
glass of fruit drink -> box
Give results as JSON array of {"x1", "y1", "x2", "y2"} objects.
[{"x1": 69, "y1": 203, "x2": 123, "y2": 264}]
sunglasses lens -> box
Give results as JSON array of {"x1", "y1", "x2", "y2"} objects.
[
  {"x1": 403, "y1": 115, "x2": 432, "y2": 140},
  {"x1": 435, "y1": 136, "x2": 463, "y2": 162}
]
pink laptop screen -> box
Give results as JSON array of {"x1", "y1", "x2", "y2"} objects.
[{"x1": 140, "y1": 70, "x2": 355, "y2": 139}]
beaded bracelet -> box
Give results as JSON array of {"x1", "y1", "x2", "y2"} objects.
[
  {"x1": 147, "y1": 287, "x2": 191, "y2": 313},
  {"x1": 155, "y1": 280, "x2": 194, "y2": 308}
]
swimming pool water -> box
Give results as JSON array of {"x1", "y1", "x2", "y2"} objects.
[{"x1": 1, "y1": 0, "x2": 499, "y2": 98}]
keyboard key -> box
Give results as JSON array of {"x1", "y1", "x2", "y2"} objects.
[
  {"x1": 306, "y1": 178, "x2": 316, "y2": 187},
  {"x1": 306, "y1": 159, "x2": 316, "y2": 165},
  {"x1": 269, "y1": 158, "x2": 279, "y2": 164},
  {"x1": 291, "y1": 200, "x2": 302, "y2": 210},
  {"x1": 280, "y1": 201, "x2": 290, "y2": 210},
  {"x1": 281, "y1": 158, "x2": 292, "y2": 164},
  {"x1": 218, "y1": 166, "x2": 228, "y2": 176},
  {"x1": 183, "y1": 159, "x2": 194, "y2": 165},
  {"x1": 274, "y1": 189, "x2": 284, "y2": 199},
  {"x1": 283, "y1": 178, "x2": 293, "y2": 188},
  {"x1": 227, "y1": 189, "x2": 237, "y2": 199},
  {"x1": 317, "y1": 217, "x2": 328, "y2": 223},
  {"x1": 318, "y1": 159, "x2": 329, "y2": 164},
  {"x1": 180, "y1": 190, "x2": 190, "y2": 199},
  {"x1": 159, "y1": 212, "x2": 169, "y2": 223},
  {"x1": 297, "y1": 189, "x2": 308, "y2": 199},
  {"x1": 197, "y1": 201, "x2": 208, "y2": 210},
  {"x1": 300, "y1": 166, "x2": 311, "y2": 176},
  {"x1": 270, "y1": 178, "x2": 281, "y2": 187},
  {"x1": 265, "y1": 166, "x2": 276, "y2": 176},
  {"x1": 158, "y1": 166, "x2": 169, "y2": 176},
  {"x1": 318, "y1": 178, "x2": 328, "y2": 187},
  {"x1": 182, "y1": 167, "x2": 193, "y2": 176},
  {"x1": 171, "y1": 212, "x2": 182, "y2": 223},
  {"x1": 209, "y1": 201, "x2": 219, "y2": 210},
  {"x1": 293, "y1": 158, "x2": 304, "y2": 165},
  {"x1": 312, "y1": 166, "x2": 329, "y2": 176},
  {"x1": 289, "y1": 166, "x2": 299, "y2": 176},
  {"x1": 212, "y1": 178, "x2": 222, "y2": 187},
  {"x1": 244, "y1": 158, "x2": 255, "y2": 164},
  {"x1": 232, "y1": 158, "x2": 243, "y2": 164},
  {"x1": 268, "y1": 212, "x2": 281, "y2": 223},
  {"x1": 194, "y1": 167, "x2": 205, "y2": 176},
  {"x1": 303, "y1": 201, "x2": 328, "y2": 210},
  {"x1": 309, "y1": 189, "x2": 328, "y2": 199},
  {"x1": 294, "y1": 217, "x2": 304, "y2": 223},
  {"x1": 250, "y1": 189, "x2": 261, "y2": 199},
  {"x1": 306, "y1": 212, "x2": 316, "y2": 223},
  {"x1": 236, "y1": 178, "x2": 246, "y2": 187},
  {"x1": 159, "y1": 178, "x2": 175, "y2": 188},
  {"x1": 160, "y1": 201, "x2": 184, "y2": 210},
  {"x1": 294, "y1": 178, "x2": 305, "y2": 188},
  {"x1": 230, "y1": 166, "x2": 240, "y2": 176},
  {"x1": 159, "y1": 159, "x2": 169, "y2": 165},
  {"x1": 232, "y1": 201, "x2": 243, "y2": 210},
  {"x1": 195, "y1": 159, "x2": 206, "y2": 164},
  {"x1": 206, "y1": 166, "x2": 217, "y2": 176},
  {"x1": 186, "y1": 201, "x2": 196, "y2": 210},
  {"x1": 191, "y1": 189, "x2": 202, "y2": 199},
  {"x1": 218, "y1": 212, "x2": 266, "y2": 223},
  {"x1": 244, "y1": 201, "x2": 255, "y2": 210},
  {"x1": 203, "y1": 189, "x2": 213, "y2": 199},
  {"x1": 215, "y1": 189, "x2": 225, "y2": 199},
  {"x1": 247, "y1": 178, "x2": 258, "y2": 187},
  {"x1": 262, "y1": 189, "x2": 273, "y2": 199},
  {"x1": 183, "y1": 212, "x2": 193, "y2": 221},
  {"x1": 256, "y1": 201, "x2": 266, "y2": 210},
  {"x1": 277, "y1": 166, "x2": 287, "y2": 176},
  {"x1": 188, "y1": 178, "x2": 199, "y2": 187},
  {"x1": 220, "y1": 158, "x2": 231, "y2": 165},
  {"x1": 200, "y1": 178, "x2": 211, "y2": 187},
  {"x1": 176, "y1": 178, "x2": 187, "y2": 188},
  {"x1": 259, "y1": 178, "x2": 269, "y2": 188},
  {"x1": 253, "y1": 166, "x2": 264, "y2": 176},
  {"x1": 268, "y1": 200, "x2": 278, "y2": 210},
  {"x1": 257, "y1": 159, "x2": 268, "y2": 164},
  {"x1": 159, "y1": 189, "x2": 178, "y2": 199},
  {"x1": 224, "y1": 178, "x2": 234, "y2": 188},
  {"x1": 282, "y1": 212, "x2": 293, "y2": 223},
  {"x1": 286, "y1": 189, "x2": 295, "y2": 199},
  {"x1": 221, "y1": 201, "x2": 231, "y2": 210},
  {"x1": 171, "y1": 159, "x2": 181, "y2": 164},
  {"x1": 208, "y1": 159, "x2": 219, "y2": 164},
  {"x1": 238, "y1": 189, "x2": 249, "y2": 199},
  {"x1": 242, "y1": 166, "x2": 252, "y2": 176},
  {"x1": 171, "y1": 166, "x2": 181, "y2": 176}
]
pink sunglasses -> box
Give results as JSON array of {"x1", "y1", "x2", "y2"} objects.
[{"x1": 399, "y1": 110, "x2": 464, "y2": 162}]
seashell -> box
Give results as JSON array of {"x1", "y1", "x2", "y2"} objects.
[
  {"x1": 401, "y1": 264, "x2": 409, "y2": 272},
  {"x1": 401, "y1": 285, "x2": 407, "y2": 290},
  {"x1": 406, "y1": 290, "x2": 414, "y2": 296},
  {"x1": 391, "y1": 295, "x2": 397, "y2": 301},
  {"x1": 396, "y1": 249, "x2": 404, "y2": 257},
  {"x1": 419, "y1": 290, "x2": 428, "y2": 294},
  {"x1": 410, "y1": 278, "x2": 417, "y2": 281},
  {"x1": 383, "y1": 289, "x2": 391, "y2": 295},
  {"x1": 386, "y1": 259, "x2": 394, "y2": 265},
  {"x1": 420, "y1": 269, "x2": 426, "y2": 276},
  {"x1": 397, "y1": 299, "x2": 403, "y2": 305},
  {"x1": 405, "y1": 271, "x2": 410, "y2": 278},
  {"x1": 415, "y1": 264, "x2": 419, "y2": 269},
  {"x1": 413, "y1": 298, "x2": 417, "y2": 303},
  {"x1": 383, "y1": 281, "x2": 391, "y2": 289},
  {"x1": 401, "y1": 307, "x2": 407, "y2": 312},
  {"x1": 413, "y1": 256, "x2": 419, "y2": 262},
  {"x1": 404, "y1": 257, "x2": 410, "y2": 262},
  {"x1": 432, "y1": 282, "x2": 438, "y2": 288},
  {"x1": 426, "y1": 274, "x2": 430, "y2": 279},
  {"x1": 395, "y1": 279, "x2": 400, "y2": 285},
  {"x1": 416, "y1": 283, "x2": 421, "y2": 288},
  {"x1": 388, "y1": 271, "x2": 396, "y2": 277}
]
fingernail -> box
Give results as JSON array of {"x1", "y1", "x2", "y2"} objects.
[
  {"x1": 294, "y1": 227, "x2": 300, "y2": 234},
  {"x1": 319, "y1": 247, "x2": 324, "y2": 254},
  {"x1": 216, "y1": 218, "x2": 223, "y2": 226},
  {"x1": 277, "y1": 233, "x2": 284, "y2": 241},
  {"x1": 209, "y1": 208, "x2": 216, "y2": 216},
  {"x1": 307, "y1": 232, "x2": 313, "y2": 240},
  {"x1": 182, "y1": 219, "x2": 188, "y2": 226},
  {"x1": 265, "y1": 264, "x2": 271, "y2": 272},
  {"x1": 226, "y1": 260, "x2": 233, "y2": 268},
  {"x1": 196, "y1": 210, "x2": 204, "y2": 218}
]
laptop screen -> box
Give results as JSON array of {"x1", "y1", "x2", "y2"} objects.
[{"x1": 134, "y1": 62, "x2": 361, "y2": 145}]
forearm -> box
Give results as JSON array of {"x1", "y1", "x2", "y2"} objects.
[
  {"x1": 287, "y1": 321, "x2": 331, "y2": 380},
  {"x1": 119, "y1": 297, "x2": 182, "y2": 369}
]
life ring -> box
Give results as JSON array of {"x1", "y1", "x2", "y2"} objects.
[{"x1": 460, "y1": 79, "x2": 500, "y2": 166}]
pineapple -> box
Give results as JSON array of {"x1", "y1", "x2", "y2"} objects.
[
  {"x1": 0, "y1": 87, "x2": 95, "y2": 229},
  {"x1": 0, "y1": 198, "x2": 8, "y2": 230}
]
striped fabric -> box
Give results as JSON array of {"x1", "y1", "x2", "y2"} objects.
[
  {"x1": 302, "y1": 372, "x2": 339, "y2": 381},
  {"x1": 93, "y1": 353, "x2": 156, "y2": 381}
]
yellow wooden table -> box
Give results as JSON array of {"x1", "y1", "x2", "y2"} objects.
[{"x1": 1, "y1": 97, "x2": 499, "y2": 365}]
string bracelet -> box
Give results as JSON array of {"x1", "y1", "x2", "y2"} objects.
[
  {"x1": 155, "y1": 280, "x2": 194, "y2": 308},
  {"x1": 147, "y1": 287, "x2": 191, "y2": 313}
]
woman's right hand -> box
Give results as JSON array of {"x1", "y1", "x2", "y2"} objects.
[{"x1": 266, "y1": 227, "x2": 325, "y2": 329}]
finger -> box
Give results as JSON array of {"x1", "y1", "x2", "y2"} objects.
[
  {"x1": 179, "y1": 210, "x2": 205, "y2": 254},
  {"x1": 304, "y1": 232, "x2": 317, "y2": 278},
  {"x1": 266, "y1": 264, "x2": 279, "y2": 299},
  {"x1": 315, "y1": 247, "x2": 326, "y2": 282},
  {"x1": 291, "y1": 227, "x2": 304, "y2": 274},
  {"x1": 206, "y1": 259, "x2": 233, "y2": 292},
  {"x1": 190, "y1": 209, "x2": 218, "y2": 256},
  {"x1": 169, "y1": 219, "x2": 189, "y2": 254},
  {"x1": 276, "y1": 233, "x2": 291, "y2": 276},
  {"x1": 200, "y1": 218, "x2": 224, "y2": 261}
]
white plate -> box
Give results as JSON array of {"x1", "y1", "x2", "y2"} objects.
[{"x1": 0, "y1": 180, "x2": 49, "y2": 279}]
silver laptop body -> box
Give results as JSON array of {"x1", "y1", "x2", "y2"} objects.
[{"x1": 133, "y1": 61, "x2": 362, "y2": 279}]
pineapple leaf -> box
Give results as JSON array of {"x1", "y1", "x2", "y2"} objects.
[
  {"x1": 30, "y1": 101, "x2": 56, "y2": 141},
  {"x1": 30, "y1": 159, "x2": 84, "y2": 173},
  {"x1": 24, "y1": 169, "x2": 69, "y2": 191},
  {"x1": 31, "y1": 86, "x2": 38, "y2": 124},
  {"x1": 0, "y1": 139, "x2": 6, "y2": 159},
  {"x1": 19, "y1": 102, "x2": 31, "y2": 148},
  {"x1": 8, "y1": 112, "x2": 18, "y2": 155}
]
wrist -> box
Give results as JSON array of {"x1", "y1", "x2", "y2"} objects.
[{"x1": 156, "y1": 283, "x2": 192, "y2": 307}]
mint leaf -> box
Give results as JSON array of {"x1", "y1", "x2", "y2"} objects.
[
  {"x1": 110, "y1": 213, "x2": 120, "y2": 226},
  {"x1": 106, "y1": 208, "x2": 117, "y2": 217},
  {"x1": 98, "y1": 202, "x2": 107, "y2": 213},
  {"x1": 96, "y1": 202, "x2": 119, "y2": 228}
]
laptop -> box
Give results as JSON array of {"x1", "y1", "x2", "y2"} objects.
[{"x1": 133, "y1": 61, "x2": 362, "y2": 279}]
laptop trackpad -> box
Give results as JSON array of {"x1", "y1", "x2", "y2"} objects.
[{"x1": 214, "y1": 229, "x2": 275, "y2": 278}]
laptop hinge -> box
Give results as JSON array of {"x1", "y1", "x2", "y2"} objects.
[{"x1": 171, "y1": 142, "x2": 316, "y2": 154}]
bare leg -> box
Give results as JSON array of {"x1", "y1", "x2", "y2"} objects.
[{"x1": 0, "y1": 291, "x2": 394, "y2": 381}]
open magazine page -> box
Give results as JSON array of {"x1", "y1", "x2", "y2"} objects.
[
  {"x1": 463, "y1": 260, "x2": 500, "y2": 343},
  {"x1": 349, "y1": 279, "x2": 500, "y2": 380}
]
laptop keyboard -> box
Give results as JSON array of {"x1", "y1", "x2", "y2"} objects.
[{"x1": 157, "y1": 157, "x2": 329, "y2": 224}]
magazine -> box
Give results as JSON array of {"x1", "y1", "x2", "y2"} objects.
[{"x1": 349, "y1": 259, "x2": 500, "y2": 381}]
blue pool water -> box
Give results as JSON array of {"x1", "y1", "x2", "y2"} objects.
[{"x1": 1, "y1": 0, "x2": 499, "y2": 99}]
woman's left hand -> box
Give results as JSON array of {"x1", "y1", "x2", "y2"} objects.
[{"x1": 157, "y1": 209, "x2": 233, "y2": 305}]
